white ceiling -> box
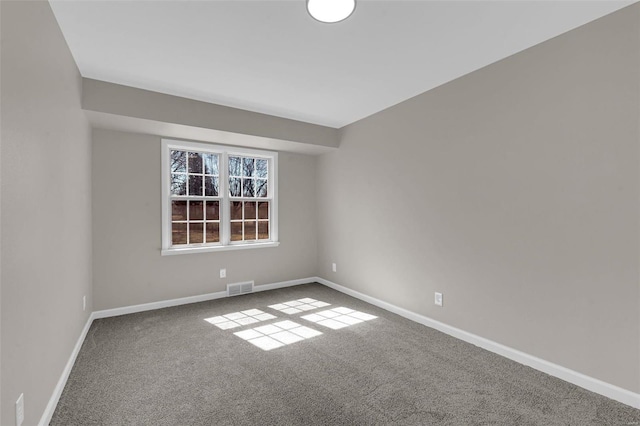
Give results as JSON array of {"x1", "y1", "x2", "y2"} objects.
[{"x1": 50, "y1": 0, "x2": 634, "y2": 128}]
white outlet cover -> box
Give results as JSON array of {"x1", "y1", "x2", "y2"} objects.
[
  {"x1": 332, "y1": 263, "x2": 337, "y2": 272},
  {"x1": 435, "y1": 292, "x2": 443, "y2": 307},
  {"x1": 220, "y1": 268, "x2": 226, "y2": 278},
  {"x1": 16, "y1": 393, "x2": 24, "y2": 426}
]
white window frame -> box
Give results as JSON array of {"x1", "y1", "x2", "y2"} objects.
[{"x1": 161, "y1": 139, "x2": 279, "y2": 255}]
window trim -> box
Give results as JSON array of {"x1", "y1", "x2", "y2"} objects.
[{"x1": 161, "y1": 139, "x2": 279, "y2": 256}]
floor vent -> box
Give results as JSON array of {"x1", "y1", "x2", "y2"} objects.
[{"x1": 227, "y1": 281, "x2": 254, "y2": 297}]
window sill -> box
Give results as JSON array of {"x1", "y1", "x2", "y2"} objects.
[{"x1": 161, "y1": 241, "x2": 280, "y2": 256}]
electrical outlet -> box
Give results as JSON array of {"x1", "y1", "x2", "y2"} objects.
[
  {"x1": 220, "y1": 268, "x2": 226, "y2": 279},
  {"x1": 16, "y1": 393, "x2": 24, "y2": 426},
  {"x1": 332, "y1": 263, "x2": 337, "y2": 273},
  {"x1": 434, "y1": 292, "x2": 443, "y2": 307},
  {"x1": 83, "y1": 295, "x2": 86, "y2": 311}
]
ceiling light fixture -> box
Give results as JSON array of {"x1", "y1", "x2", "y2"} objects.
[{"x1": 307, "y1": 0, "x2": 356, "y2": 23}]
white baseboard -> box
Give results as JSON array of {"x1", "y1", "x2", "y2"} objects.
[
  {"x1": 92, "y1": 277, "x2": 315, "y2": 319},
  {"x1": 42, "y1": 275, "x2": 639, "y2": 425},
  {"x1": 92, "y1": 290, "x2": 227, "y2": 319},
  {"x1": 315, "y1": 277, "x2": 640, "y2": 410},
  {"x1": 39, "y1": 311, "x2": 96, "y2": 426},
  {"x1": 254, "y1": 277, "x2": 315, "y2": 292}
]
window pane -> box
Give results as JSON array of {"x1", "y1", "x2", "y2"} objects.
[
  {"x1": 242, "y1": 178, "x2": 255, "y2": 197},
  {"x1": 188, "y1": 152, "x2": 203, "y2": 174},
  {"x1": 189, "y1": 200, "x2": 204, "y2": 220},
  {"x1": 171, "y1": 174, "x2": 187, "y2": 195},
  {"x1": 258, "y1": 201, "x2": 269, "y2": 219},
  {"x1": 244, "y1": 202, "x2": 256, "y2": 220},
  {"x1": 206, "y1": 201, "x2": 219, "y2": 221},
  {"x1": 229, "y1": 156, "x2": 241, "y2": 176},
  {"x1": 231, "y1": 222, "x2": 243, "y2": 241},
  {"x1": 256, "y1": 159, "x2": 268, "y2": 178},
  {"x1": 243, "y1": 158, "x2": 254, "y2": 177},
  {"x1": 206, "y1": 222, "x2": 220, "y2": 243},
  {"x1": 258, "y1": 221, "x2": 269, "y2": 240},
  {"x1": 189, "y1": 223, "x2": 204, "y2": 244},
  {"x1": 172, "y1": 223, "x2": 187, "y2": 245},
  {"x1": 229, "y1": 178, "x2": 241, "y2": 197},
  {"x1": 256, "y1": 179, "x2": 268, "y2": 197},
  {"x1": 171, "y1": 201, "x2": 187, "y2": 221},
  {"x1": 245, "y1": 221, "x2": 257, "y2": 240},
  {"x1": 204, "y1": 176, "x2": 219, "y2": 196},
  {"x1": 204, "y1": 154, "x2": 218, "y2": 175},
  {"x1": 189, "y1": 175, "x2": 203, "y2": 196},
  {"x1": 231, "y1": 201, "x2": 243, "y2": 220},
  {"x1": 171, "y1": 150, "x2": 186, "y2": 173}
]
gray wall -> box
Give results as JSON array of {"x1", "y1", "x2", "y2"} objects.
[
  {"x1": 92, "y1": 129, "x2": 317, "y2": 310},
  {"x1": 0, "y1": 2, "x2": 93, "y2": 425},
  {"x1": 317, "y1": 5, "x2": 639, "y2": 393}
]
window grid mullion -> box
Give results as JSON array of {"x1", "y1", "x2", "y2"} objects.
[{"x1": 221, "y1": 152, "x2": 230, "y2": 245}]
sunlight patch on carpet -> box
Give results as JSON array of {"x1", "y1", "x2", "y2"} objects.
[
  {"x1": 204, "y1": 309, "x2": 277, "y2": 330},
  {"x1": 268, "y1": 298, "x2": 330, "y2": 315},
  {"x1": 302, "y1": 307, "x2": 377, "y2": 330},
  {"x1": 234, "y1": 320, "x2": 323, "y2": 351},
  {"x1": 204, "y1": 299, "x2": 374, "y2": 351}
]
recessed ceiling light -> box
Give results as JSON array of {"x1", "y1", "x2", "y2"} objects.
[{"x1": 307, "y1": 0, "x2": 356, "y2": 24}]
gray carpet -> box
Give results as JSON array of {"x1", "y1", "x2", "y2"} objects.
[{"x1": 51, "y1": 283, "x2": 640, "y2": 425}]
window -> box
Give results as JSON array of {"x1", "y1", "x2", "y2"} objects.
[{"x1": 161, "y1": 139, "x2": 278, "y2": 255}]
